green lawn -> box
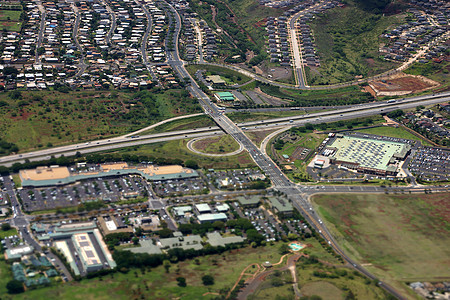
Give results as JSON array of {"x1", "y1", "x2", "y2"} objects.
[
  {"x1": 0, "y1": 10, "x2": 22, "y2": 31},
  {"x1": 312, "y1": 193, "x2": 450, "y2": 299},
  {"x1": 356, "y1": 126, "x2": 433, "y2": 146},
  {"x1": 308, "y1": 1, "x2": 402, "y2": 85},
  {"x1": 0, "y1": 228, "x2": 17, "y2": 239},
  {"x1": 0, "y1": 10, "x2": 21, "y2": 20},
  {"x1": 0, "y1": 90, "x2": 202, "y2": 153}
]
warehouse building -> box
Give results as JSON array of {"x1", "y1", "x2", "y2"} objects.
[
  {"x1": 19, "y1": 163, "x2": 198, "y2": 187},
  {"x1": 326, "y1": 134, "x2": 411, "y2": 176}
]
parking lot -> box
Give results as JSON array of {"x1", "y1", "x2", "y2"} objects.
[
  {"x1": 207, "y1": 169, "x2": 266, "y2": 189},
  {"x1": 408, "y1": 147, "x2": 450, "y2": 181},
  {"x1": 19, "y1": 175, "x2": 151, "y2": 212},
  {"x1": 152, "y1": 177, "x2": 208, "y2": 197}
]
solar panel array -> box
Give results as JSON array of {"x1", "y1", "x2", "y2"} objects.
[{"x1": 331, "y1": 136, "x2": 406, "y2": 171}]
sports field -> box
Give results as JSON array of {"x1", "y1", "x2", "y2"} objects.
[{"x1": 312, "y1": 193, "x2": 450, "y2": 298}]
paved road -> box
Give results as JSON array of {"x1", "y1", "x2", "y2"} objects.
[
  {"x1": 159, "y1": 2, "x2": 426, "y2": 298},
  {"x1": 103, "y1": 0, "x2": 116, "y2": 46},
  {"x1": 72, "y1": 5, "x2": 88, "y2": 77}
]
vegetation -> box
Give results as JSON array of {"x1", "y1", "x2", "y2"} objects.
[
  {"x1": 404, "y1": 60, "x2": 450, "y2": 90},
  {"x1": 312, "y1": 193, "x2": 450, "y2": 298},
  {"x1": 186, "y1": 64, "x2": 252, "y2": 85},
  {"x1": 307, "y1": 2, "x2": 402, "y2": 84},
  {"x1": 0, "y1": 89, "x2": 201, "y2": 152},
  {"x1": 141, "y1": 115, "x2": 216, "y2": 135},
  {"x1": 192, "y1": 135, "x2": 240, "y2": 154},
  {"x1": 356, "y1": 126, "x2": 433, "y2": 146},
  {"x1": 0, "y1": 9, "x2": 22, "y2": 31},
  {"x1": 256, "y1": 82, "x2": 375, "y2": 106}
]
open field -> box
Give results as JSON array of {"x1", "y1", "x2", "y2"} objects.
[
  {"x1": 249, "y1": 257, "x2": 389, "y2": 300},
  {"x1": 0, "y1": 90, "x2": 201, "y2": 153},
  {"x1": 140, "y1": 115, "x2": 216, "y2": 135},
  {"x1": 192, "y1": 135, "x2": 240, "y2": 154},
  {"x1": 308, "y1": 2, "x2": 402, "y2": 85},
  {"x1": 103, "y1": 139, "x2": 256, "y2": 169},
  {"x1": 356, "y1": 126, "x2": 433, "y2": 146},
  {"x1": 300, "y1": 281, "x2": 343, "y2": 300},
  {"x1": 0, "y1": 9, "x2": 22, "y2": 31},
  {"x1": 312, "y1": 193, "x2": 450, "y2": 298},
  {"x1": 186, "y1": 64, "x2": 252, "y2": 85}
]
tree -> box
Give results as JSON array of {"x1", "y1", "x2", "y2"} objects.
[
  {"x1": 6, "y1": 280, "x2": 24, "y2": 294},
  {"x1": 163, "y1": 260, "x2": 171, "y2": 273},
  {"x1": 202, "y1": 274, "x2": 214, "y2": 285},
  {"x1": 9, "y1": 90, "x2": 22, "y2": 100},
  {"x1": 271, "y1": 277, "x2": 283, "y2": 287},
  {"x1": 1, "y1": 223, "x2": 11, "y2": 231},
  {"x1": 279, "y1": 243, "x2": 291, "y2": 255},
  {"x1": 176, "y1": 277, "x2": 187, "y2": 287},
  {"x1": 184, "y1": 160, "x2": 198, "y2": 169},
  {"x1": 132, "y1": 237, "x2": 139, "y2": 245}
]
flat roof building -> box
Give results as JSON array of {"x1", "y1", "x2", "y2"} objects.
[
  {"x1": 20, "y1": 163, "x2": 198, "y2": 187},
  {"x1": 197, "y1": 213, "x2": 227, "y2": 223},
  {"x1": 328, "y1": 134, "x2": 411, "y2": 176},
  {"x1": 214, "y1": 91, "x2": 235, "y2": 102},
  {"x1": 195, "y1": 203, "x2": 212, "y2": 214}
]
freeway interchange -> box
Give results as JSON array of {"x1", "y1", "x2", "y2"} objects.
[{"x1": 1, "y1": 1, "x2": 449, "y2": 298}]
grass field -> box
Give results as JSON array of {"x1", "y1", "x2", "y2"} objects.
[
  {"x1": 312, "y1": 193, "x2": 450, "y2": 298},
  {"x1": 0, "y1": 9, "x2": 22, "y2": 31},
  {"x1": 308, "y1": 2, "x2": 402, "y2": 85},
  {"x1": 0, "y1": 227, "x2": 18, "y2": 239},
  {"x1": 104, "y1": 139, "x2": 256, "y2": 169},
  {"x1": 250, "y1": 255, "x2": 389, "y2": 300},
  {"x1": 0, "y1": 90, "x2": 201, "y2": 152},
  {"x1": 356, "y1": 126, "x2": 433, "y2": 146},
  {"x1": 300, "y1": 281, "x2": 343, "y2": 300},
  {"x1": 141, "y1": 115, "x2": 216, "y2": 135},
  {"x1": 192, "y1": 135, "x2": 240, "y2": 154},
  {"x1": 186, "y1": 64, "x2": 252, "y2": 85}
]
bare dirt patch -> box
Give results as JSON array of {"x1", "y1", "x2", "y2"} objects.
[
  {"x1": 368, "y1": 73, "x2": 439, "y2": 97},
  {"x1": 246, "y1": 129, "x2": 279, "y2": 146}
]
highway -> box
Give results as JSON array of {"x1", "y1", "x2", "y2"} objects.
[
  {"x1": 3, "y1": 1, "x2": 447, "y2": 297},
  {"x1": 154, "y1": 2, "x2": 446, "y2": 298},
  {"x1": 1, "y1": 91, "x2": 448, "y2": 166}
]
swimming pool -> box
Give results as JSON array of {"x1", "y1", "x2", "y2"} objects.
[{"x1": 289, "y1": 242, "x2": 305, "y2": 251}]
